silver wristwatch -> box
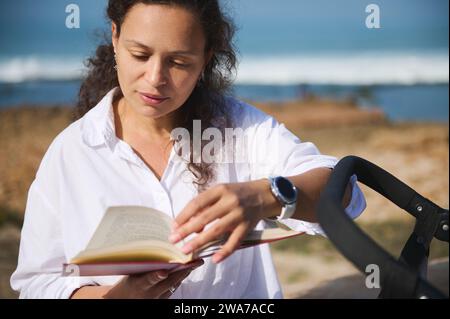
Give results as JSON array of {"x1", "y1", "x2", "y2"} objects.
[{"x1": 267, "y1": 176, "x2": 298, "y2": 220}]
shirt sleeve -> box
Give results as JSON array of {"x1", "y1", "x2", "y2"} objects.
[
  {"x1": 10, "y1": 139, "x2": 98, "y2": 299},
  {"x1": 247, "y1": 108, "x2": 366, "y2": 236}
]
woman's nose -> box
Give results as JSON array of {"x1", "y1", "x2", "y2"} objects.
[{"x1": 145, "y1": 59, "x2": 168, "y2": 87}]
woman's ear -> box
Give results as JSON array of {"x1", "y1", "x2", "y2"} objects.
[{"x1": 111, "y1": 22, "x2": 118, "y2": 52}]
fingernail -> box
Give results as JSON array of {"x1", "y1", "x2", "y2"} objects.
[
  {"x1": 169, "y1": 233, "x2": 181, "y2": 243},
  {"x1": 181, "y1": 243, "x2": 193, "y2": 254},
  {"x1": 157, "y1": 271, "x2": 168, "y2": 280},
  {"x1": 172, "y1": 221, "x2": 179, "y2": 230},
  {"x1": 212, "y1": 253, "x2": 224, "y2": 264}
]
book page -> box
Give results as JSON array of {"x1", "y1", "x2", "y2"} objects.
[
  {"x1": 245, "y1": 219, "x2": 302, "y2": 241},
  {"x1": 194, "y1": 219, "x2": 304, "y2": 258},
  {"x1": 85, "y1": 206, "x2": 174, "y2": 250}
]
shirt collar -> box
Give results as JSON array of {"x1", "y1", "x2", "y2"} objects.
[{"x1": 80, "y1": 87, "x2": 119, "y2": 148}]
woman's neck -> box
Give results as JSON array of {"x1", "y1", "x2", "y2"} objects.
[{"x1": 113, "y1": 96, "x2": 178, "y2": 144}]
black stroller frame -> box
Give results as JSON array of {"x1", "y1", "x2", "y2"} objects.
[{"x1": 317, "y1": 156, "x2": 449, "y2": 299}]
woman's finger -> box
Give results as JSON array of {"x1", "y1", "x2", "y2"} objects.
[
  {"x1": 180, "y1": 210, "x2": 243, "y2": 254},
  {"x1": 153, "y1": 259, "x2": 204, "y2": 299},
  {"x1": 153, "y1": 268, "x2": 192, "y2": 298},
  {"x1": 170, "y1": 196, "x2": 236, "y2": 244},
  {"x1": 159, "y1": 284, "x2": 179, "y2": 299},
  {"x1": 212, "y1": 223, "x2": 251, "y2": 263},
  {"x1": 136, "y1": 270, "x2": 169, "y2": 290},
  {"x1": 173, "y1": 185, "x2": 225, "y2": 228}
]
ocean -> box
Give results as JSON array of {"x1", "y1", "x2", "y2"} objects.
[{"x1": 0, "y1": 0, "x2": 448, "y2": 122}]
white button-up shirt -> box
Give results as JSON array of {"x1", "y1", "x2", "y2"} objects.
[{"x1": 10, "y1": 88, "x2": 366, "y2": 299}]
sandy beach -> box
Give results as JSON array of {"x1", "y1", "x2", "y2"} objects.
[{"x1": 0, "y1": 98, "x2": 448, "y2": 298}]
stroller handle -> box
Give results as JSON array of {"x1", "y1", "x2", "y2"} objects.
[{"x1": 317, "y1": 155, "x2": 448, "y2": 299}]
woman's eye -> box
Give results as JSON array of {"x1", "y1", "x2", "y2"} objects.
[
  {"x1": 171, "y1": 60, "x2": 189, "y2": 68},
  {"x1": 131, "y1": 54, "x2": 148, "y2": 61}
]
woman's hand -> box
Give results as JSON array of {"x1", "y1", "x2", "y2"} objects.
[
  {"x1": 169, "y1": 180, "x2": 281, "y2": 264},
  {"x1": 104, "y1": 259, "x2": 204, "y2": 299}
]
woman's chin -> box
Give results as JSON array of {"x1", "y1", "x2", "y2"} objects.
[{"x1": 136, "y1": 104, "x2": 171, "y2": 119}]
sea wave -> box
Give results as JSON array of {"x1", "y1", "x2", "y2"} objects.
[
  {"x1": 0, "y1": 52, "x2": 448, "y2": 85},
  {"x1": 0, "y1": 56, "x2": 86, "y2": 83},
  {"x1": 236, "y1": 52, "x2": 449, "y2": 85}
]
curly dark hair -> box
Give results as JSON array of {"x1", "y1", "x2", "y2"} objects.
[{"x1": 74, "y1": 0, "x2": 238, "y2": 191}]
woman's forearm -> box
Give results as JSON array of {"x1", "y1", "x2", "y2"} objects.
[
  {"x1": 70, "y1": 285, "x2": 113, "y2": 299},
  {"x1": 288, "y1": 168, "x2": 352, "y2": 222},
  {"x1": 257, "y1": 168, "x2": 352, "y2": 223}
]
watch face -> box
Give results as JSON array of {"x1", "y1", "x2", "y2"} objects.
[{"x1": 275, "y1": 177, "x2": 297, "y2": 203}]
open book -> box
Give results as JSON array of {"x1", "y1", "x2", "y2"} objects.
[{"x1": 62, "y1": 206, "x2": 304, "y2": 277}]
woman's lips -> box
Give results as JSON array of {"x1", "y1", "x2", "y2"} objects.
[{"x1": 139, "y1": 93, "x2": 170, "y2": 106}]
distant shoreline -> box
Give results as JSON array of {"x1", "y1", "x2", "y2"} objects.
[{"x1": 1, "y1": 83, "x2": 448, "y2": 123}]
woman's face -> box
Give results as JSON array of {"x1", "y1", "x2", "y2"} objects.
[{"x1": 112, "y1": 3, "x2": 210, "y2": 120}]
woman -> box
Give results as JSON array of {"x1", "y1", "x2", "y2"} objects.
[{"x1": 11, "y1": 0, "x2": 366, "y2": 299}]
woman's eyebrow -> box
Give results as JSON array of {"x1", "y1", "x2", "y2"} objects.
[{"x1": 124, "y1": 39, "x2": 198, "y2": 56}]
